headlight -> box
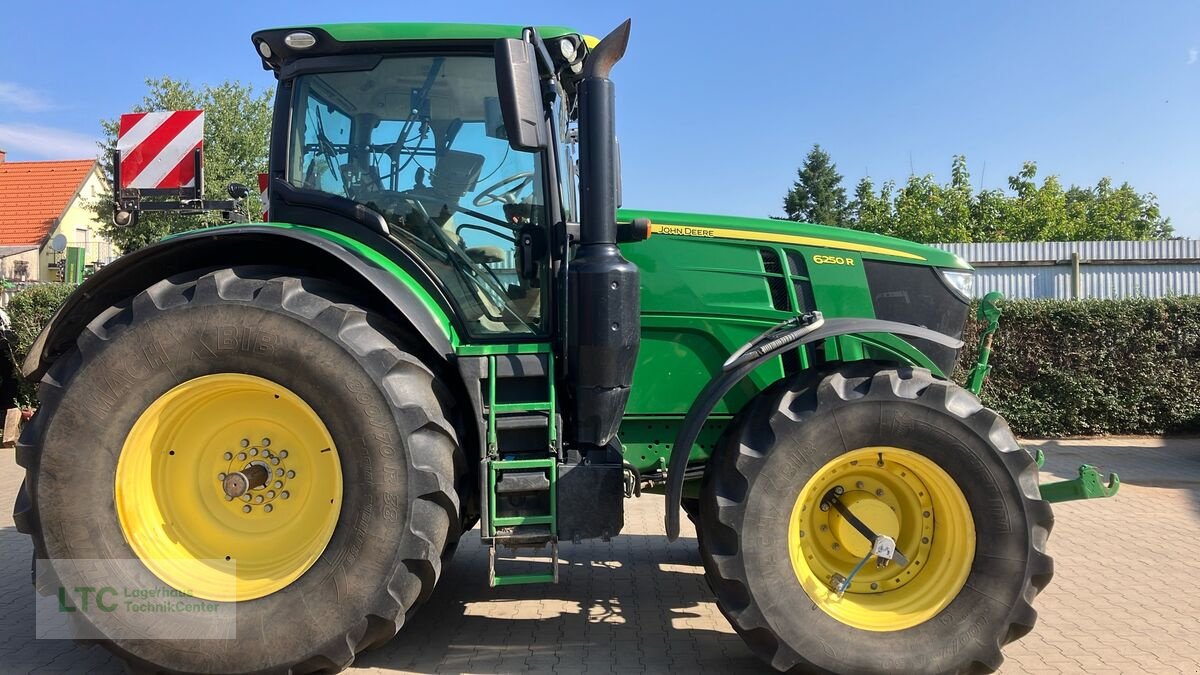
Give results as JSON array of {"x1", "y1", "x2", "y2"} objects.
[
  {"x1": 940, "y1": 269, "x2": 975, "y2": 301},
  {"x1": 284, "y1": 31, "x2": 317, "y2": 49}
]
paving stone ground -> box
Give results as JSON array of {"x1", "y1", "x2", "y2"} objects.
[{"x1": 1, "y1": 438, "x2": 1197, "y2": 674}]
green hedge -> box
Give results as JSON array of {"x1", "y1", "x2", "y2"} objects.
[
  {"x1": 3, "y1": 283, "x2": 75, "y2": 407},
  {"x1": 952, "y1": 296, "x2": 1200, "y2": 437}
]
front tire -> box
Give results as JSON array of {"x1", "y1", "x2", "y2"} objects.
[
  {"x1": 698, "y1": 363, "x2": 1054, "y2": 674},
  {"x1": 14, "y1": 267, "x2": 463, "y2": 673}
]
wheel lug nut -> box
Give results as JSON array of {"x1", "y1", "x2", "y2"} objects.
[
  {"x1": 281, "y1": 491, "x2": 290, "y2": 499},
  {"x1": 870, "y1": 582, "x2": 879, "y2": 590},
  {"x1": 240, "y1": 439, "x2": 250, "y2": 447},
  {"x1": 923, "y1": 511, "x2": 931, "y2": 518},
  {"x1": 268, "y1": 491, "x2": 275, "y2": 499},
  {"x1": 875, "y1": 489, "x2": 884, "y2": 497},
  {"x1": 921, "y1": 537, "x2": 930, "y2": 544},
  {"x1": 271, "y1": 457, "x2": 280, "y2": 465},
  {"x1": 286, "y1": 470, "x2": 296, "y2": 479},
  {"x1": 225, "y1": 495, "x2": 233, "y2": 502},
  {"x1": 243, "y1": 505, "x2": 252, "y2": 513},
  {"x1": 833, "y1": 485, "x2": 844, "y2": 495},
  {"x1": 820, "y1": 524, "x2": 828, "y2": 532},
  {"x1": 276, "y1": 469, "x2": 284, "y2": 477},
  {"x1": 262, "y1": 438, "x2": 271, "y2": 447},
  {"x1": 274, "y1": 481, "x2": 283, "y2": 489},
  {"x1": 223, "y1": 452, "x2": 232, "y2": 461},
  {"x1": 237, "y1": 452, "x2": 246, "y2": 461},
  {"x1": 279, "y1": 450, "x2": 288, "y2": 459},
  {"x1": 254, "y1": 495, "x2": 263, "y2": 503},
  {"x1": 242, "y1": 495, "x2": 251, "y2": 502},
  {"x1": 250, "y1": 448, "x2": 258, "y2": 456},
  {"x1": 218, "y1": 472, "x2": 226, "y2": 481},
  {"x1": 264, "y1": 504, "x2": 273, "y2": 513},
  {"x1": 855, "y1": 481, "x2": 864, "y2": 489},
  {"x1": 820, "y1": 503, "x2": 829, "y2": 512}
]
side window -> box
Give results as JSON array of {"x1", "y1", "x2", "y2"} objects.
[
  {"x1": 293, "y1": 90, "x2": 351, "y2": 196},
  {"x1": 287, "y1": 57, "x2": 551, "y2": 337}
]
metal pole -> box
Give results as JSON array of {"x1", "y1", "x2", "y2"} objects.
[{"x1": 1070, "y1": 252, "x2": 1081, "y2": 300}]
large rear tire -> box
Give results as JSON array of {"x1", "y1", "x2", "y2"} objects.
[
  {"x1": 13, "y1": 267, "x2": 464, "y2": 673},
  {"x1": 698, "y1": 363, "x2": 1054, "y2": 674}
]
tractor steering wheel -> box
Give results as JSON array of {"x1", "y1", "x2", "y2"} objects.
[{"x1": 472, "y1": 171, "x2": 534, "y2": 207}]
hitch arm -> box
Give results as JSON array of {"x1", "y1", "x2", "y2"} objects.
[
  {"x1": 1039, "y1": 464, "x2": 1120, "y2": 503},
  {"x1": 966, "y1": 291, "x2": 1004, "y2": 396}
]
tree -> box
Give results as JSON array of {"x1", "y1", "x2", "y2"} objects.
[
  {"x1": 93, "y1": 77, "x2": 274, "y2": 252},
  {"x1": 838, "y1": 154, "x2": 1173, "y2": 243},
  {"x1": 782, "y1": 144, "x2": 849, "y2": 226},
  {"x1": 848, "y1": 176, "x2": 896, "y2": 235}
]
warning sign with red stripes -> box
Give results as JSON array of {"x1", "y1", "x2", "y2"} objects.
[
  {"x1": 258, "y1": 172, "x2": 270, "y2": 221},
  {"x1": 116, "y1": 110, "x2": 205, "y2": 190}
]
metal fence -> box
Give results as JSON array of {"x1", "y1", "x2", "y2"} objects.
[{"x1": 932, "y1": 240, "x2": 1200, "y2": 300}]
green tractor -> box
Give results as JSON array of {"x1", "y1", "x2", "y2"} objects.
[{"x1": 12, "y1": 20, "x2": 1115, "y2": 674}]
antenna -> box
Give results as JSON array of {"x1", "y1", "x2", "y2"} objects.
[
  {"x1": 980, "y1": 161, "x2": 987, "y2": 191},
  {"x1": 908, "y1": 151, "x2": 914, "y2": 176}
]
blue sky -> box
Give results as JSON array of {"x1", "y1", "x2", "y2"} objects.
[{"x1": 1, "y1": 1, "x2": 1197, "y2": 236}]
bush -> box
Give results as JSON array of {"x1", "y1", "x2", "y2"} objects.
[
  {"x1": 3, "y1": 283, "x2": 76, "y2": 407},
  {"x1": 953, "y1": 296, "x2": 1200, "y2": 437}
]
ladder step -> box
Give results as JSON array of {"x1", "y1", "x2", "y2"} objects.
[
  {"x1": 492, "y1": 402, "x2": 551, "y2": 414},
  {"x1": 492, "y1": 353, "x2": 549, "y2": 379},
  {"x1": 495, "y1": 469, "x2": 551, "y2": 494},
  {"x1": 491, "y1": 524, "x2": 555, "y2": 545},
  {"x1": 492, "y1": 572, "x2": 556, "y2": 587},
  {"x1": 492, "y1": 457, "x2": 556, "y2": 470},
  {"x1": 489, "y1": 539, "x2": 558, "y2": 587},
  {"x1": 492, "y1": 514, "x2": 554, "y2": 526},
  {"x1": 495, "y1": 412, "x2": 550, "y2": 431}
]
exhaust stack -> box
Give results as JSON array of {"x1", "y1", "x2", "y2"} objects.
[{"x1": 567, "y1": 19, "x2": 640, "y2": 446}]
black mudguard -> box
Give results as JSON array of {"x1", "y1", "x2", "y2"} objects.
[
  {"x1": 663, "y1": 317, "x2": 964, "y2": 540},
  {"x1": 23, "y1": 226, "x2": 455, "y2": 381}
]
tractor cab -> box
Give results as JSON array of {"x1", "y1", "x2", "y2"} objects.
[
  {"x1": 252, "y1": 25, "x2": 599, "y2": 339},
  {"x1": 276, "y1": 51, "x2": 551, "y2": 335}
]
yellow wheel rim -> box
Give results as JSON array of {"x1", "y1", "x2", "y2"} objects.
[
  {"x1": 787, "y1": 447, "x2": 975, "y2": 631},
  {"x1": 115, "y1": 374, "x2": 342, "y2": 602}
]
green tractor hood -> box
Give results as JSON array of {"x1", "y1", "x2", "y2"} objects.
[{"x1": 618, "y1": 208, "x2": 970, "y2": 270}]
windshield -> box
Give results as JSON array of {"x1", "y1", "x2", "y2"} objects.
[{"x1": 287, "y1": 55, "x2": 548, "y2": 336}]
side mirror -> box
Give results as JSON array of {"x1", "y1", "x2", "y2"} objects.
[
  {"x1": 227, "y1": 182, "x2": 250, "y2": 199},
  {"x1": 494, "y1": 38, "x2": 548, "y2": 152}
]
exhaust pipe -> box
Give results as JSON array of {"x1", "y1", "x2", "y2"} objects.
[{"x1": 568, "y1": 19, "x2": 640, "y2": 446}]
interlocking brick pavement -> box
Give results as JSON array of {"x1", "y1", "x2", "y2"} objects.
[{"x1": 1, "y1": 438, "x2": 1197, "y2": 674}]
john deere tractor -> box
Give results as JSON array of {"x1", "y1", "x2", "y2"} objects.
[{"x1": 12, "y1": 19, "x2": 1116, "y2": 674}]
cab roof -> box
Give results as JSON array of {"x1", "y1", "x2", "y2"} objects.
[
  {"x1": 266, "y1": 22, "x2": 581, "y2": 43},
  {"x1": 252, "y1": 23, "x2": 587, "y2": 73}
]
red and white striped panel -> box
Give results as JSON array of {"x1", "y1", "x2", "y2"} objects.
[
  {"x1": 117, "y1": 110, "x2": 205, "y2": 189},
  {"x1": 258, "y1": 172, "x2": 270, "y2": 221}
]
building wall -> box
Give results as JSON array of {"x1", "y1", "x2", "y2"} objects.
[
  {"x1": 969, "y1": 264, "x2": 1200, "y2": 300},
  {"x1": 934, "y1": 240, "x2": 1200, "y2": 300},
  {"x1": 0, "y1": 249, "x2": 41, "y2": 282},
  {"x1": 37, "y1": 168, "x2": 116, "y2": 281}
]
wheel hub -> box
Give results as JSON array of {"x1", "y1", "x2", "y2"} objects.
[
  {"x1": 827, "y1": 491, "x2": 899, "y2": 558},
  {"x1": 788, "y1": 447, "x2": 975, "y2": 631},
  {"x1": 114, "y1": 374, "x2": 342, "y2": 602}
]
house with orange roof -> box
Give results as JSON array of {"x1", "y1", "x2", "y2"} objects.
[{"x1": 0, "y1": 149, "x2": 116, "y2": 283}]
